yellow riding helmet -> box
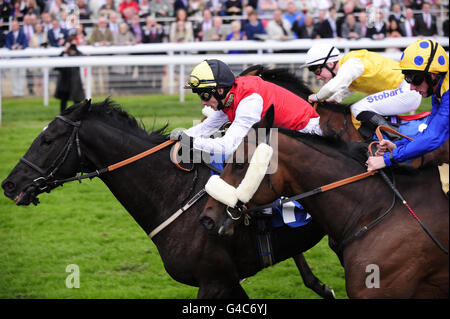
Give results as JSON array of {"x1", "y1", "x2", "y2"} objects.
[
  {"x1": 397, "y1": 39, "x2": 448, "y2": 74},
  {"x1": 185, "y1": 59, "x2": 235, "y2": 89}
]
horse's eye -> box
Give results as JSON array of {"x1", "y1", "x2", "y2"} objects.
[
  {"x1": 233, "y1": 163, "x2": 245, "y2": 170},
  {"x1": 41, "y1": 136, "x2": 52, "y2": 146}
]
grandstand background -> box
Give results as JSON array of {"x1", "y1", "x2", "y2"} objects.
[{"x1": 0, "y1": 0, "x2": 449, "y2": 100}]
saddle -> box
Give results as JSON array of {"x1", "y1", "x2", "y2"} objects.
[{"x1": 351, "y1": 111, "x2": 431, "y2": 142}]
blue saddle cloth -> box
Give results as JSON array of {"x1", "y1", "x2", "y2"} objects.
[
  {"x1": 269, "y1": 200, "x2": 312, "y2": 228},
  {"x1": 209, "y1": 155, "x2": 311, "y2": 228},
  {"x1": 373, "y1": 116, "x2": 428, "y2": 141},
  {"x1": 209, "y1": 154, "x2": 226, "y2": 175}
]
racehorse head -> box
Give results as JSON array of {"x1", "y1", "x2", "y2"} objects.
[
  {"x1": 200, "y1": 105, "x2": 287, "y2": 236},
  {"x1": 2, "y1": 100, "x2": 93, "y2": 206}
]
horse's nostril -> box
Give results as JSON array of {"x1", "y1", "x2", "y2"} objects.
[
  {"x1": 2, "y1": 180, "x2": 16, "y2": 192},
  {"x1": 200, "y1": 216, "x2": 215, "y2": 231}
]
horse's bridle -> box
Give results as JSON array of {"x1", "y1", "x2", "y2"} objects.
[
  {"x1": 19, "y1": 115, "x2": 183, "y2": 193},
  {"x1": 20, "y1": 115, "x2": 84, "y2": 192},
  {"x1": 17, "y1": 116, "x2": 205, "y2": 239}
]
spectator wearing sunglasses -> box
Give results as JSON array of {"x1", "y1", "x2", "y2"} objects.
[
  {"x1": 366, "y1": 40, "x2": 449, "y2": 171},
  {"x1": 174, "y1": 59, "x2": 321, "y2": 157},
  {"x1": 303, "y1": 43, "x2": 422, "y2": 140}
]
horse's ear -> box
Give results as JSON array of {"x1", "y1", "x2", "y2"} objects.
[
  {"x1": 80, "y1": 98, "x2": 92, "y2": 114},
  {"x1": 239, "y1": 64, "x2": 264, "y2": 77},
  {"x1": 69, "y1": 98, "x2": 91, "y2": 120},
  {"x1": 261, "y1": 104, "x2": 275, "y2": 128}
]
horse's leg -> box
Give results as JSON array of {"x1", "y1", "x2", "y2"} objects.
[
  {"x1": 196, "y1": 249, "x2": 248, "y2": 299},
  {"x1": 293, "y1": 254, "x2": 336, "y2": 299},
  {"x1": 197, "y1": 279, "x2": 248, "y2": 299}
]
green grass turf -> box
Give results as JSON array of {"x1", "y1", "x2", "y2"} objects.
[{"x1": 0, "y1": 93, "x2": 432, "y2": 299}]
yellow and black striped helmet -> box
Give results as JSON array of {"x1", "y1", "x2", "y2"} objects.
[{"x1": 185, "y1": 60, "x2": 235, "y2": 90}]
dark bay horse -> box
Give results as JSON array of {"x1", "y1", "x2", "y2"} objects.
[
  {"x1": 240, "y1": 65, "x2": 449, "y2": 168},
  {"x1": 2, "y1": 99, "x2": 333, "y2": 299},
  {"x1": 202, "y1": 106, "x2": 449, "y2": 298}
]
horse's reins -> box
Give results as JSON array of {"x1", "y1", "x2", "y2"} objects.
[
  {"x1": 236, "y1": 127, "x2": 377, "y2": 215},
  {"x1": 370, "y1": 126, "x2": 448, "y2": 255},
  {"x1": 23, "y1": 116, "x2": 448, "y2": 252},
  {"x1": 241, "y1": 171, "x2": 377, "y2": 216},
  {"x1": 20, "y1": 115, "x2": 207, "y2": 238},
  {"x1": 20, "y1": 115, "x2": 179, "y2": 189},
  {"x1": 40, "y1": 139, "x2": 178, "y2": 187},
  {"x1": 84, "y1": 138, "x2": 207, "y2": 239},
  {"x1": 238, "y1": 125, "x2": 447, "y2": 254}
]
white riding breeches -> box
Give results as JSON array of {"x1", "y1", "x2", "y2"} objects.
[{"x1": 350, "y1": 80, "x2": 422, "y2": 117}]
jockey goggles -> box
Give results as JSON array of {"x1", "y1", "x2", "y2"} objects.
[
  {"x1": 192, "y1": 88, "x2": 214, "y2": 101},
  {"x1": 307, "y1": 46, "x2": 338, "y2": 77},
  {"x1": 308, "y1": 65, "x2": 323, "y2": 75},
  {"x1": 403, "y1": 71, "x2": 426, "y2": 86}
]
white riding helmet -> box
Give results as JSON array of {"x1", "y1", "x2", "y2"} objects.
[{"x1": 304, "y1": 44, "x2": 341, "y2": 69}]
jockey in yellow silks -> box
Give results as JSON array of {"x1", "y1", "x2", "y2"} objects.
[{"x1": 303, "y1": 44, "x2": 422, "y2": 139}]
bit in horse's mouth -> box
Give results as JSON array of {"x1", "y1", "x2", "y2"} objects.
[
  {"x1": 13, "y1": 187, "x2": 40, "y2": 206},
  {"x1": 14, "y1": 191, "x2": 24, "y2": 204}
]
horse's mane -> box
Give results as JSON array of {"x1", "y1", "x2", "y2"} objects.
[
  {"x1": 276, "y1": 127, "x2": 421, "y2": 174},
  {"x1": 258, "y1": 67, "x2": 351, "y2": 115},
  {"x1": 63, "y1": 98, "x2": 169, "y2": 144},
  {"x1": 277, "y1": 127, "x2": 368, "y2": 167},
  {"x1": 259, "y1": 68, "x2": 314, "y2": 96}
]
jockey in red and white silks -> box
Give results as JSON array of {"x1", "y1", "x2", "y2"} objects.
[{"x1": 181, "y1": 60, "x2": 321, "y2": 157}]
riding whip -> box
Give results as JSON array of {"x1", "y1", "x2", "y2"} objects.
[{"x1": 372, "y1": 126, "x2": 448, "y2": 255}]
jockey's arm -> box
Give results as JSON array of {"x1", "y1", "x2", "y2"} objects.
[
  {"x1": 328, "y1": 88, "x2": 354, "y2": 103},
  {"x1": 184, "y1": 110, "x2": 229, "y2": 138},
  {"x1": 189, "y1": 93, "x2": 263, "y2": 156},
  {"x1": 316, "y1": 58, "x2": 364, "y2": 101},
  {"x1": 383, "y1": 91, "x2": 449, "y2": 166}
]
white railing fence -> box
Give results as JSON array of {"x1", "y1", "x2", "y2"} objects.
[{"x1": 0, "y1": 37, "x2": 449, "y2": 126}]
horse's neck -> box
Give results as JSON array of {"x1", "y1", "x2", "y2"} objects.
[
  {"x1": 317, "y1": 106, "x2": 362, "y2": 142},
  {"x1": 81, "y1": 121, "x2": 203, "y2": 235},
  {"x1": 280, "y1": 139, "x2": 385, "y2": 241}
]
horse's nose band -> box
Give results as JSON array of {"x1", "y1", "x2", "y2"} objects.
[{"x1": 205, "y1": 143, "x2": 274, "y2": 207}]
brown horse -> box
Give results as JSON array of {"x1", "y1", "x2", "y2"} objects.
[{"x1": 202, "y1": 106, "x2": 449, "y2": 298}]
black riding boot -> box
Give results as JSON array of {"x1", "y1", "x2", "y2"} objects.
[{"x1": 356, "y1": 111, "x2": 400, "y2": 141}]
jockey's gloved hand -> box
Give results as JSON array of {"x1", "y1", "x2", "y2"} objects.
[
  {"x1": 171, "y1": 130, "x2": 193, "y2": 146},
  {"x1": 170, "y1": 130, "x2": 184, "y2": 141},
  {"x1": 178, "y1": 132, "x2": 194, "y2": 149}
]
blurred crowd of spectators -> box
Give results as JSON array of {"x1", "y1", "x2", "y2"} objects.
[{"x1": 0, "y1": 0, "x2": 448, "y2": 50}]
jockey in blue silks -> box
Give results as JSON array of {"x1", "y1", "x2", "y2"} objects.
[{"x1": 366, "y1": 39, "x2": 449, "y2": 171}]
